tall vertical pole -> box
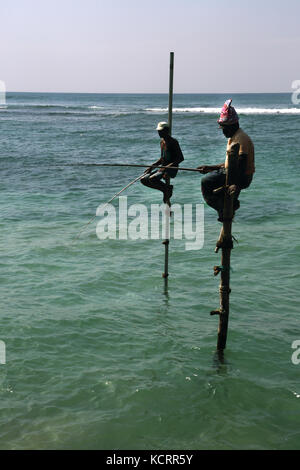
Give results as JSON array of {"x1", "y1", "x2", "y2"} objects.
[
  {"x1": 168, "y1": 52, "x2": 174, "y2": 135},
  {"x1": 163, "y1": 52, "x2": 174, "y2": 282},
  {"x1": 211, "y1": 143, "x2": 240, "y2": 354}
]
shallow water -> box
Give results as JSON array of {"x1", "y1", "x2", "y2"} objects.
[{"x1": 0, "y1": 92, "x2": 299, "y2": 449}]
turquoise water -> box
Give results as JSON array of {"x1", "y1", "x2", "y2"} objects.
[{"x1": 0, "y1": 93, "x2": 299, "y2": 449}]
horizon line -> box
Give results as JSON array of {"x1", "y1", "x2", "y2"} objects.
[{"x1": 7, "y1": 90, "x2": 292, "y2": 95}]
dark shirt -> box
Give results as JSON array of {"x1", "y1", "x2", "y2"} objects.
[{"x1": 160, "y1": 137, "x2": 184, "y2": 178}]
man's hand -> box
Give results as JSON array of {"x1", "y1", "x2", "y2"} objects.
[
  {"x1": 197, "y1": 164, "x2": 224, "y2": 174},
  {"x1": 228, "y1": 184, "x2": 238, "y2": 196},
  {"x1": 197, "y1": 165, "x2": 212, "y2": 174},
  {"x1": 144, "y1": 166, "x2": 153, "y2": 174},
  {"x1": 145, "y1": 158, "x2": 163, "y2": 174}
]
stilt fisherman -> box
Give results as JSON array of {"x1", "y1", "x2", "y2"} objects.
[
  {"x1": 197, "y1": 99, "x2": 255, "y2": 221},
  {"x1": 141, "y1": 122, "x2": 184, "y2": 203}
]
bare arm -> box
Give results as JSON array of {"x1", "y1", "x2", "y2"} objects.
[
  {"x1": 144, "y1": 157, "x2": 163, "y2": 174},
  {"x1": 197, "y1": 163, "x2": 225, "y2": 174},
  {"x1": 237, "y1": 154, "x2": 247, "y2": 177}
]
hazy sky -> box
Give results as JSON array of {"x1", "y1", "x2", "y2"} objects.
[{"x1": 1, "y1": 0, "x2": 299, "y2": 93}]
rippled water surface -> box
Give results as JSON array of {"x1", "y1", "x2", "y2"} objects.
[{"x1": 0, "y1": 93, "x2": 299, "y2": 449}]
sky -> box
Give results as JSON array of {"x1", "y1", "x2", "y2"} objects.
[{"x1": 1, "y1": 0, "x2": 299, "y2": 93}]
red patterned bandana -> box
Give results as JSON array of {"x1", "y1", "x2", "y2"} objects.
[{"x1": 218, "y1": 99, "x2": 239, "y2": 125}]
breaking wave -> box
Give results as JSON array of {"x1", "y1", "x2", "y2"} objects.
[
  {"x1": 4, "y1": 103, "x2": 300, "y2": 117},
  {"x1": 145, "y1": 107, "x2": 300, "y2": 115}
]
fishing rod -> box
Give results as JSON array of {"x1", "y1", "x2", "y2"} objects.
[
  {"x1": 72, "y1": 162, "x2": 176, "y2": 242},
  {"x1": 70, "y1": 163, "x2": 202, "y2": 173},
  {"x1": 72, "y1": 171, "x2": 146, "y2": 242}
]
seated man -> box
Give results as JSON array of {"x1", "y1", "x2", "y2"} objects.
[
  {"x1": 197, "y1": 99, "x2": 255, "y2": 221},
  {"x1": 141, "y1": 122, "x2": 184, "y2": 203}
]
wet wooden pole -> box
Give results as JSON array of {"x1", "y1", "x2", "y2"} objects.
[
  {"x1": 162, "y1": 52, "x2": 174, "y2": 282},
  {"x1": 210, "y1": 143, "x2": 240, "y2": 353}
]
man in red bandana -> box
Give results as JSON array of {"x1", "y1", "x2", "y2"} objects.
[{"x1": 198, "y1": 99, "x2": 255, "y2": 221}]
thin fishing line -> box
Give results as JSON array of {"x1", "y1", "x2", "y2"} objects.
[{"x1": 71, "y1": 171, "x2": 145, "y2": 243}]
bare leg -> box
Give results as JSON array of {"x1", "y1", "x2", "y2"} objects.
[{"x1": 141, "y1": 170, "x2": 173, "y2": 202}]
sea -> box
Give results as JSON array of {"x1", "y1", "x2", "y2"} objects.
[{"x1": 0, "y1": 92, "x2": 299, "y2": 450}]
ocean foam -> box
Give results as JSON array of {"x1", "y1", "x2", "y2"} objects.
[{"x1": 145, "y1": 107, "x2": 300, "y2": 115}]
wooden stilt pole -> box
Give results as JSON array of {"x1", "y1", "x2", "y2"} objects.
[
  {"x1": 168, "y1": 52, "x2": 174, "y2": 136},
  {"x1": 211, "y1": 143, "x2": 240, "y2": 352},
  {"x1": 162, "y1": 203, "x2": 170, "y2": 280},
  {"x1": 162, "y1": 52, "x2": 174, "y2": 282}
]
